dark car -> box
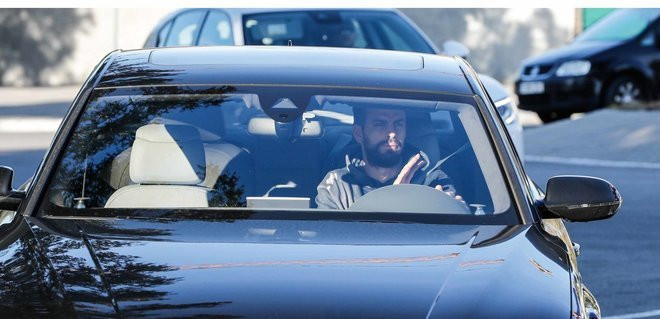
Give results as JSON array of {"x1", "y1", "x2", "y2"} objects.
[
  {"x1": 515, "y1": 8, "x2": 660, "y2": 122},
  {"x1": 0, "y1": 46, "x2": 620, "y2": 318}
]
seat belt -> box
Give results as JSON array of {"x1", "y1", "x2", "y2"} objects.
[
  {"x1": 419, "y1": 142, "x2": 469, "y2": 186},
  {"x1": 327, "y1": 134, "x2": 354, "y2": 168}
]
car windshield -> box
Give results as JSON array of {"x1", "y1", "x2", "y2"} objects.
[
  {"x1": 41, "y1": 85, "x2": 516, "y2": 224},
  {"x1": 242, "y1": 10, "x2": 435, "y2": 54},
  {"x1": 575, "y1": 8, "x2": 660, "y2": 42}
]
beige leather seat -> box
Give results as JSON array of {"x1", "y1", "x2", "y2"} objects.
[
  {"x1": 105, "y1": 131, "x2": 255, "y2": 200},
  {"x1": 105, "y1": 124, "x2": 211, "y2": 208}
]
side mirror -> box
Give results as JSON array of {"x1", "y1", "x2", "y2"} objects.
[
  {"x1": 543, "y1": 175, "x2": 621, "y2": 222},
  {"x1": 442, "y1": 40, "x2": 470, "y2": 59},
  {"x1": 0, "y1": 166, "x2": 25, "y2": 211}
]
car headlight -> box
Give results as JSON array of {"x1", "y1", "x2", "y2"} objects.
[
  {"x1": 555, "y1": 60, "x2": 591, "y2": 77},
  {"x1": 494, "y1": 97, "x2": 517, "y2": 125}
]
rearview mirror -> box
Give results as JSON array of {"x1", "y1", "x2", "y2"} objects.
[
  {"x1": 0, "y1": 166, "x2": 26, "y2": 211},
  {"x1": 442, "y1": 40, "x2": 470, "y2": 59},
  {"x1": 543, "y1": 175, "x2": 621, "y2": 222}
]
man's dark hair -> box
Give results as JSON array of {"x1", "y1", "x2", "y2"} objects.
[{"x1": 353, "y1": 106, "x2": 367, "y2": 127}]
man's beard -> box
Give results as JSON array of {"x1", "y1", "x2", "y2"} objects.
[{"x1": 364, "y1": 140, "x2": 403, "y2": 168}]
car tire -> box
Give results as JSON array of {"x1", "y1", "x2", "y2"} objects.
[
  {"x1": 537, "y1": 111, "x2": 572, "y2": 123},
  {"x1": 604, "y1": 76, "x2": 646, "y2": 108}
]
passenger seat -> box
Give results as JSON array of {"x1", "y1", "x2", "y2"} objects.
[{"x1": 105, "y1": 124, "x2": 211, "y2": 208}]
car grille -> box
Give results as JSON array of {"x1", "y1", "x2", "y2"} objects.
[{"x1": 523, "y1": 64, "x2": 553, "y2": 76}]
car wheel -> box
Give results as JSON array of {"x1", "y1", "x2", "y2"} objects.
[
  {"x1": 604, "y1": 76, "x2": 645, "y2": 107},
  {"x1": 537, "y1": 111, "x2": 572, "y2": 123}
]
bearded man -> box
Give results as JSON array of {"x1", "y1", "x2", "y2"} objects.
[{"x1": 315, "y1": 107, "x2": 461, "y2": 210}]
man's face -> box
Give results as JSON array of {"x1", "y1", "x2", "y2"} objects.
[{"x1": 353, "y1": 108, "x2": 406, "y2": 168}]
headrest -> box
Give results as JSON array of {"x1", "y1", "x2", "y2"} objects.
[{"x1": 129, "y1": 124, "x2": 205, "y2": 185}]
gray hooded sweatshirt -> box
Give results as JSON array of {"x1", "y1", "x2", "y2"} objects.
[{"x1": 315, "y1": 146, "x2": 455, "y2": 210}]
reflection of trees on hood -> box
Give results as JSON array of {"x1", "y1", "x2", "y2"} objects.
[
  {"x1": 34, "y1": 220, "x2": 233, "y2": 317},
  {"x1": 0, "y1": 218, "x2": 233, "y2": 316},
  {"x1": 49, "y1": 86, "x2": 239, "y2": 208},
  {"x1": 30, "y1": 225, "x2": 178, "y2": 316},
  {"x1": 0, "y1": 221, "x2": 77, "y2": 316}
]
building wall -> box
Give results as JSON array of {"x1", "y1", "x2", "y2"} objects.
[
  {"x1": 401, "y1": 8, "x2": 575, "y2": 83},
  {"x1": 0, "y1": 8, "x2": 172, "y2": 86},
  {"x1": 62, "y1": 8, "x2": 174, "y2": 85}
]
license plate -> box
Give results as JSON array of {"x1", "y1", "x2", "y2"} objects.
[{"x1": 518, "y1": 81, "x2": 545, "y2": 95}]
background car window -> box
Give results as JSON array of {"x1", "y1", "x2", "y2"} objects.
[
  {"x1": 198, "y1": 10, "x2": 234, "y2": 46},
  {"x1": 156, "y1": 21, "x2": 173, "y2": 47},
  {"x1": 165, "y1": 10, "x2": 205, "y2": 47},
  {"x1": 575, "y1": 8, "x2": 660, "y2": 42},
  {"x1": 243, "y1": 10, "x2": 435, "y2": 53}
]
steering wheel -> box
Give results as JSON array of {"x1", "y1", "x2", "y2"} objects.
[{"x1": 350, "y1": 184, "x2": 470, "y2": 214}]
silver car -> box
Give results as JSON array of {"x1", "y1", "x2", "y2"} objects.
[{"x1": 144, "y1": 8, "x2": 523, "y2": 156}]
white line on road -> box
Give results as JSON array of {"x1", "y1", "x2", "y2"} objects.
[
  {"x1": 526, "y1": 155, "x2": 660, "y2": 170},
  {"x1": 0, "y1": 117, "x2": 62, "y2": 133},
  {"x1": 603, "y1": 309, "x2": 660, "y2": 319}
]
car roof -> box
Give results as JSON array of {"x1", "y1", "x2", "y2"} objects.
[{"x1": 97, "y1": 46, "x2": 474, "y2": 95}]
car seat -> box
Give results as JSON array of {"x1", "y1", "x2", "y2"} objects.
[
  {"x1": 105, "y1": 124, "x2": 213, "y2": 208},
  {"x1": 105, "y1": 127, "x2": 255, "y2": 205}
]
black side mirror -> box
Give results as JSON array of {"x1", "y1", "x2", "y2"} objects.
[
  {"x1": 0, "y1": 166, "x2": 25, "y2": 211},
  {"x1": 543, "y1": 175, "x2": 621, "y2": 222}
]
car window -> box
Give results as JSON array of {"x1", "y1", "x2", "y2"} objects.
[
  {"x1": 575, "y1": 8, "x2": 660, "y2": 42},
  {"x1": 42, "y1": 86, "x2": 515, "y2": 224},
  {"x1": 243, "y1": 10, "x2": 435, "y2": 53},
  {"x1": 198, "y1": 10, "x2": 234, "y2": 46},
  {"x1": 156, "y1": 21, "x2": 173, "y2": 47},
  {"x1": 165, "y1": 10, "x2": 205, "y2": 47},
  {"x1": 374, "y1": 20, "x2": 414, "y2": 51}
]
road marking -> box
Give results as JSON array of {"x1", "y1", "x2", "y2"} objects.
[
  {"x1": 526, "y1": 155, "x2": 660, "y2": 170},
  {"x1": 603, "y1": 309, "x2": 660, "y2": 319},
  {"x1": 0, "y1": 117, "x2": 61, "y2": 133}
]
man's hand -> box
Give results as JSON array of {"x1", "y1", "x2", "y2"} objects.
[
  {"x1": 435, "y1": 184, "x2": 466, "y2": 204},
  {"x1": 393, "y1": 153, "x2": 425, "y2": 184}
]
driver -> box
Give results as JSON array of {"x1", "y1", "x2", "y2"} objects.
[{"x1": 315, "y1": 107, "x2": 463, "y2": 210}]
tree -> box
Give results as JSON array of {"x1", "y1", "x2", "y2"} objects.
[{"x1": 0, "y1": 9, "x2": 94, "y2": 85}]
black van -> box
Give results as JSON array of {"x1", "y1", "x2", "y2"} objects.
[{"x1": 515, "y1": 8, "x2": 660, "y2": 122}]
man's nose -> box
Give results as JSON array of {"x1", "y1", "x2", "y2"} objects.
[{"x1": 388, "y1": 131, "x2": 396, "y2": 139}]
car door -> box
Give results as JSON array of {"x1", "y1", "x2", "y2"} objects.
[{"x1": 631, "y1": 17, "x2": 660, "y2": 95}]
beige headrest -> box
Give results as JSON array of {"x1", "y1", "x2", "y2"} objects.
[{"x1": 129, "y1": 124, "x2": 205, "y2": 184}]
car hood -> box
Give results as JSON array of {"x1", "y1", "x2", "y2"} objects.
[
  {"x1": 27, "y1": 217, "x2": 571, "y2": 318},
  {"x1": 522, "y1": 40, "x2": 621, "y2": 66}
]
